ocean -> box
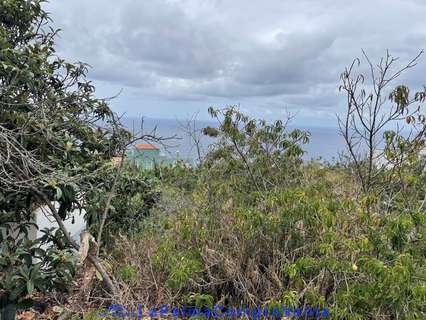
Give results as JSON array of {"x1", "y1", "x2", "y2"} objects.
[{"x1": 121, "y1": 117, "x2": 347, "y2": 162}]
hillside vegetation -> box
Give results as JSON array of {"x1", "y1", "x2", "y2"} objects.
[
  {"x1": 1, "y1": 1, "x2": 425, "y2": 320},
  {"x1": 107, "y1": 107, "x2": 426, "y2": 320}
]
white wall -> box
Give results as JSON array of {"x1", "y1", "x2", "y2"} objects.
[
  {"x1": 32, "y1": 204, "x2": 86, "y2": 241},
  {"x1": 1, "y1": 204, "x2": 85, "y2": 242}
]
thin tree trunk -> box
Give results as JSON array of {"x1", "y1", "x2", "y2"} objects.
[{"x1": 32, "y1": 189, "x2": 118, "y2": 295}]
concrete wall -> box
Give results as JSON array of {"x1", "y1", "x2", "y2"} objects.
[
  {"x1": 1, "y1": 204, "x2": 86, "y2": 242},
  {"x1": 34, "y1": 204, "x2": 86, "y2": 241}
]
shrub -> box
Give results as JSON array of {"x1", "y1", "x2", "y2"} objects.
[
  {"x1": 0, "y1": 223, "x2": 75, "y2": 316},
  {"x1": 84, "y1": 163, "x2": 160, "y2": 245},
  {"x1": 109, "y1": 107, "x2": 425, "y2": 319}
]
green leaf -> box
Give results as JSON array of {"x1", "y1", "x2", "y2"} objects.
[
  {"x1": 95, "y1": 270, "x2": 103, "y2": 281},
  {"x1": 27, "y1": 280, "x2": 34, "y2": 295}
]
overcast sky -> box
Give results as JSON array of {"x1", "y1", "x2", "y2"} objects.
[{"x1": 46, "y1": 0, "x2": 426, "y2": 126}]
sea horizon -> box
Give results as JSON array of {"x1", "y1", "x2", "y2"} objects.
[{"x1": 121, "y1": 117, "x2": 347, "y2": 162}]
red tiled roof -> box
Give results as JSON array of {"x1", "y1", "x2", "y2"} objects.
[{"x1": 134, "y1": 143, "x2": 159, "y2": 150}]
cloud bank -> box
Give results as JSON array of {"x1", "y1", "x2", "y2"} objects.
[{"x1": 46, "y1": 0, "x2": 426, "y2": 123}]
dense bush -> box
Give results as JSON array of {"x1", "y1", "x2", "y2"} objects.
[
  {"x1": 84, "y1": 163, "x2": 160, "y2": 246},
  {"x1": 111, "y1": 168, "x2": 425, "y2": 318},
  {"x1": 109, "y1": 109, "x2": 426, "y2": 320},
  {"x1": 0, "y1": 223, "x2": 75, "y2": 318}
]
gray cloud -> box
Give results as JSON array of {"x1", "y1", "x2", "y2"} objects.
[{"x1": 46, "y1": 0, "x2": 426, "y2": 121}]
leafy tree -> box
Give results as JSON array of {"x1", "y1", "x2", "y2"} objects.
[
  {"x1": 0, "y1": 0, "x2": 160, "y2": 314},
  {"x1": 203, "y1": 106, "x2": 309, "y2": 195}
]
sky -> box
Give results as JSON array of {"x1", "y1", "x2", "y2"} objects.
[{"x1": 45, "y1": 0, "x2": 426, "y2": 126}]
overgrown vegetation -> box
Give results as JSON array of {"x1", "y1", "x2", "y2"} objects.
[
  {"x1": 109, "y1": 105, "x2": 425, "y2": 319},
  {"x1": 107, "y1": 61, "x2": 426, "y2": 319},
  {"x1": 1, "y1": 1, "x2": 425, "y2": 320}
]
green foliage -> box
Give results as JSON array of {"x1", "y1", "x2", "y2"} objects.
[
  {"x1": 0, "y1": 0, "x2": 130, "y2": 222},
  {"x1": 110, "y1": 107, "x2": 425, "y2": 319},
  {"x1": 1, "y1": 3, "x2": 425, "y2": 318},
  {"x1": 0, "y1": 0, "x2": 143, "y2": 304},
  {"x1": 84, "y1": 163, "x2": 160, "y2": 243},
  {"x1": 115, "y1": 265, "x2": 140, "y2": 286},
  {"x1": 153, "y1": 162, "x2": 200, "y2": 192},
  {"x1": 204, "y1": 107, "x2": 309, "y2": 194},
  {"x1": 152, "y1": 234, "x2": 203, "y2": 290},
  {"x1": 0, "y1": 223, "x2": 75, "y2": 304}
]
